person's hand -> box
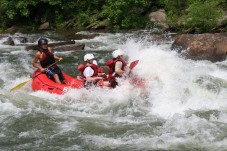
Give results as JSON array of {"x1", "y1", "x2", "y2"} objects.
[
  {"x1": 123, "y1": 70, "x2": 130, "y2": 78},
  {"x1": 58, "y1": 58, "x2": 63, "y2": 61},
  {"x1": 107, "y1": 73, "x2": 115, "y2": 79},
  {"x1": 101, "y1": 73, "x2": 107, "y2": 78},
  {"x1": 124, "y1": 66, "x2": 129, "y2": 71},
  {"x1": 98, "y1": 73, "x2": 106, "y2": 77},
  {"x1": 97, "y1": 77, "x2": 103, "y2": 80},
  {"x1": 40, "y1": 68, "x2": 46, "y2": 73}
]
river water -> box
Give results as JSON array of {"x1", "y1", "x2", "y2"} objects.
[{"x1": 1, "y1": 31, "x2": 227, "y2": 151}]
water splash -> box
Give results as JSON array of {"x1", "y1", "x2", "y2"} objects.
[{"x1": 1, "y1": 32, "x2": 227, "y2": 150}]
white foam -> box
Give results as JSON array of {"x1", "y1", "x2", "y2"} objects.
[{"x1": 2, "y1": 32, "x2": 227, "y2": 121}]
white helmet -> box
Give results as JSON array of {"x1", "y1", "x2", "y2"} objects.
[
  {"x1": 84, "y1": 53, "x2": 95, "y2": 61},
  {"x1": 93, "y1": 60, "x2": 98, "y2": 65},
  {"x1": 112, "y1": 49, "x2": 124, "y2": 58}
]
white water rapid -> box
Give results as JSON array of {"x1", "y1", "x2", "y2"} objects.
[{"x1": 0, "y1": 31, "x2": 227, "y2": 150}]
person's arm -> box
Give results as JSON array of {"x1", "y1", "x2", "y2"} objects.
[
  {"x1": 32, "y1": 52, "x2": 45, "y2": 72},
  {"x1": 115, "y1": 61, "x2": 124, "y2": 76},
  {"x1": 86, "y1": 76, "x2": 102, "y2": 82},
  {"x1": 48, "y1": 47, "x2": 63, "y2": 61},
  {"x1": 97, "y1": 67, "x2": 106, "y2": 77},
  {"x1": 83, "y1": 67, "x2": 102, "y2": 82}
]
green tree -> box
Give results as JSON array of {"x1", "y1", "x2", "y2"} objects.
[
  {"x1": 161, "y1": 0, "x2": 188, "y2": 29},
  {"x1": 183, "y1": 0, "x2": 224, "y2": 33},
  {"x1": 102, "y1": 0, "x2": 151, "y2": 29},
  {"x1": 0, "y1": 0, "x2": 107, "y2": 30}
]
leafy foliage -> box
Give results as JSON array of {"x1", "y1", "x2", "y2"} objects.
[
  {"x1": 161, "y1": 0, "x2": 225, "y2": 33},
  {"x1": 0, "y1": 0, "x2": 226, "y2": 33},
  {"x1": 101, "y1": 0, "x2": 151, "y2": 29},
  {"x1": 183, "y1": 0, "x2": 224, "y2": 33}
]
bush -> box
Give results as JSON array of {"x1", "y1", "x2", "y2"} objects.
[
  {"x1": 101, "y1": 0, "x2": 151, "y2": 29},
  {"x1": 183, "y1": 0, "x2": 224, "y2": 33}
]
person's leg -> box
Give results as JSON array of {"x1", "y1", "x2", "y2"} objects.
[
  {"x1": 58, "y1": 71, "x2": 66, "y2": 84},
  {"x1": 109, "y1": 78, "x2": 118, "y2": 88},
  {"x1": 61, "y1": 79, "x2": 67, "y2": 84},
  {"x1": 51, "y1": 67, "x2": 66, "y2": 84},
  {"x1": 46, "y1": 69, "x2": 55, "y2": 81},
  {"x1": 53, "y1": 74, "x2": 61, "y2": 84}
]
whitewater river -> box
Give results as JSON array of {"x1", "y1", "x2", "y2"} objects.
[{"x1": 1, "y1": 31, "x2": 227, "y2": 151}]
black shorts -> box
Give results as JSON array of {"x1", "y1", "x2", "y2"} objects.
[{"x1": 47, "y1": 66, "x2": 65, "y2": 82}]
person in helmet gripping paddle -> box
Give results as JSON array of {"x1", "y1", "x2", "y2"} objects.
[
  {"x1": 106, "y1": 49, "x2": 127, "y2": 88},
  {"x1": 77, "y1": 53, "x2": 104, "y2": 88},
  {"x1": 93, "y1": 60, "x2": 106, "y2": 78},
  {"x1": 92, "y1": 60, "x2": 111, "y2": 88},
  {"x1": 32, "y1": 38, "x2": 66, "y2": 84}
]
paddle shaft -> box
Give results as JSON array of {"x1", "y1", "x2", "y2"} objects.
[
  {"x1": 10, "y1": 60, "x2": 60, "y2": 91},
  {"x1": 32, "y1": 60, "x2": 60, "y2": 78}
]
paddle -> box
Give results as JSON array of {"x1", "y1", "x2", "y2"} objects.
[
  {"x1": 128, "y1": 60, "x2": 139, "y2": 75},
  {"x1": 128, "y1": 60, "x2": 146, "y2": 88},
  {"x1": 10, "y1": 60, "x2": 60, "y2": 91}
]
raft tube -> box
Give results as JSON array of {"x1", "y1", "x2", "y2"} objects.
[{"x1": 32, "y1": 70, "x2": 84, "y2": 94}]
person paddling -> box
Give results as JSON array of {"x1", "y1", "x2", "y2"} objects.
[
  {"x1": 32, "y1": 38, "x2": 66, "y2": 84},
  {"x1": 92, "y1": 60, "x2": 111, "y2": 88},
  {"x1": 106, "y1": 49, "x2": 127, "y2": 88},
  {"x1": 77, "y1": 53, "x2": 103, "y2": 88},
  {"x1": 93, "y1": 60, "x2": 107, "y2": 78}
]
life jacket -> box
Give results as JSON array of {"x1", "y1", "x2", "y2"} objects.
[
  {"x1": 105, "y1": 58, "x2": 127, "y2": 88},
  {"x1": 77, "y1": 63, "x2": 100, "y2": 89},
  {"x1": 39, "y1": 48, "x2": 56, "y2": 68},
  {"x1": 97, "y1": 67, "x2": 104, "y2": 73},
  {"x1": 77, "y1": 63, "x2": 98, "y2": 79},
  {"x1": 106, "y1": 58, "x2": 127, "y2": 77}
]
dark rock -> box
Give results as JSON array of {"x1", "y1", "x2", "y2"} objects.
[
  {"x1": 5, "y1": 25, "x2": 27, "y2": 33},
  {"x1": 3, "y1": 37, "x2": 14, "y2": 45},
  {"x1": 63, "y1": 19, "x2": 76, "y2": 29},
  {"x1": 53, "y1": 44, "x2": 85, "y2": 51},
  {"x1": 91, "y1": 25, "x2": 106, "y2": 30},
  {"x1": 149, "y1": 9, "x2": 169, "y2": 31},
  {"x1": 171, "y1": 33, "x2": 227, "y2": 62},
  {"x1": 13, "y1": 36, "x2": 28, "y2": 43},
  {"x1": 86, "y1": 23, "x2": 97, "y2": 30},
  {"x1": 25, "y1": 41, "x2": 76, "y2": 50},
  {"x1": 39, "y1": 22, "x2": 50, "y2": 30},
  {"x1": 25, "y1": 40, "x2": 85, "y2": 52},
  {"x1": 75, "y1": 34, "x2": 98, "y2": 39},
  {"x1": 183, "y1": 28, "x2": 196, "y2": 34},
  {"x1": 86, "y1": 19, "x2": 108, "y2": 30}
]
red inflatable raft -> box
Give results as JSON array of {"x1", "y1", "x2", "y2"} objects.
[{"x1": 32, "y1": 70, "x2": 84, "y2": 94}]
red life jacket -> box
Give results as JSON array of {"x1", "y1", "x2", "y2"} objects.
[
  {"x1": 77, "y1": 63, "x2": 98, "y2": 79},
  {"x1": 39, "y1": 48, "x2": 56, "y2": 68},
  {"x1": 97, "y1": 67, "x2": 104, "y2": 73},
  {"x1": 106, "y1": 58, "x2": 127, "y2": 77}
]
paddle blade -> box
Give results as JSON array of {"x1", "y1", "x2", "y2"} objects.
[
  {"x1": 129, "y1": 60, "x2": 139, "y2": 70},
  {"x1": 97, "y1": 79, "x2": 104, "y2": 87},
  {"x1": 10, "y1": 78, "x2": 32, "y2": 91}
]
